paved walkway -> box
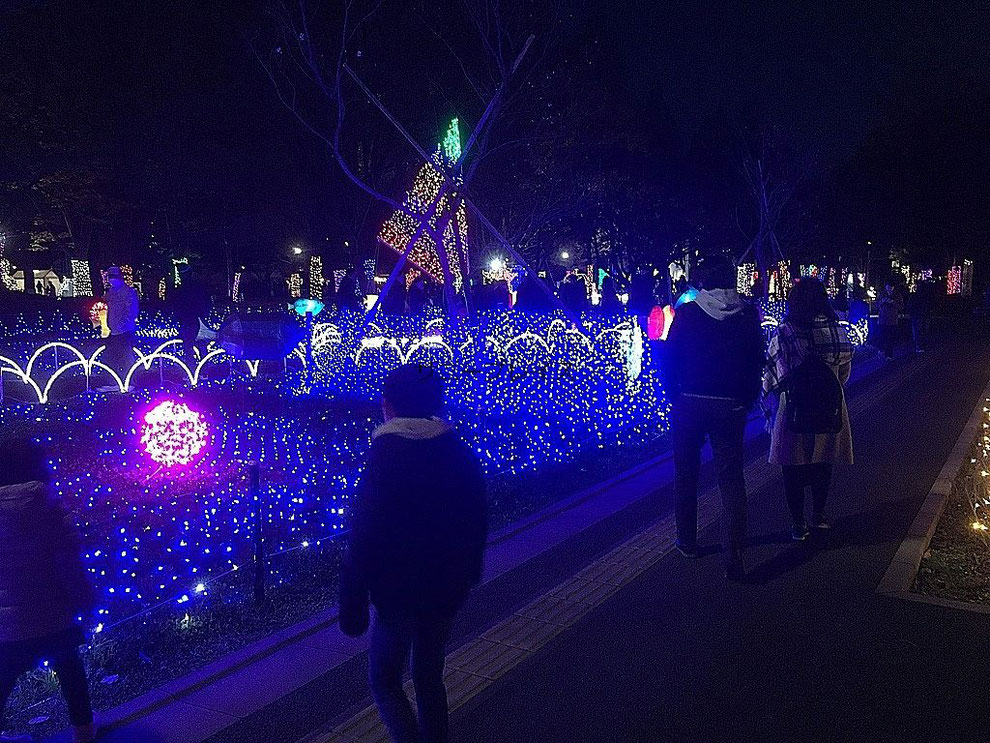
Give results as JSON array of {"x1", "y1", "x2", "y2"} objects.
[{"x1": 448, "y1": 338, "x2": 990, "y2": 742}]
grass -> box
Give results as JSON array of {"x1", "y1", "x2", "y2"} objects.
[{"x1": 914, "y1": 459, "x2": 990, "y2": 606}]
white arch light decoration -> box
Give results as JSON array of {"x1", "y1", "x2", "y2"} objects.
[{"x1": 0, "y1": 340, "x2": 304, "y2": 404}]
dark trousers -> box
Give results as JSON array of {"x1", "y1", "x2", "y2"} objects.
[
  {"x1": 178, "y1": 317, "x2": 200, "y2": 358},
  {"x1": 103, "y1": 331, "x2": 135, "y2": 382},
  {"x1": 782, "y1": 463, "x2": 833, "y2": 526},
  {"x1": 672, "y1": 395, "x2": 749, "y2": 554},
  {"x1": 911, "y1": 316, "x2": 930, "y2": 351},
  {"x1": 369, "y1": 614, "x2": 453, "y2": 743},
  {"x1": 877, "y1": 323, "x2": 897, "y2": 359},
  {"x1": 0, "y1": 628, "x2": 93, "y2": 731}
]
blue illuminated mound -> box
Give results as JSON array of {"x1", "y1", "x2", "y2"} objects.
[
  {"x1": 308, "y1": 309, "x2": 669, "y2": 475},
  {"x1": 3, "y1": 309, "x2": 668, "y2": 633},
  {"x1": 35, "y1": 387, "x2": 376, "y2": 629}
]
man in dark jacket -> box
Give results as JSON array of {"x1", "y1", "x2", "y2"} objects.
[
  {"x1": 340, "y1": 364, "x2": 487, "y2": 743},
  {"x1": 0, "y1": 438, "x2": 96, "y2": 743},
  {"x1": 664, "y1": 255, "x2": 765, "y2": 579}
]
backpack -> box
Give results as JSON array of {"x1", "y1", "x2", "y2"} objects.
[{"x1": 784, "y1": 351, "x2": 844, "y2": 434}]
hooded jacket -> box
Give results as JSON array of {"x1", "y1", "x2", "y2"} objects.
[
  {"x1": 0, "y1": 481, "x2": 94, "y2": 643},
  {"x1": 342, "y1": 418, "x2": 487, "y2": 621},
  {"x1": 664, "y1": 288, "x2": 765, "y2": 404}
]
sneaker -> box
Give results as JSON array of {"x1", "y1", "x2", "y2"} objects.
[
  {"x1": 725, "y1": 550, "x2": 746, "y2": 581},
  {"x1": 791, "y1": 523, "x2": 810, "y2": 541},
  {"x1": 810, "y1": 513, "x2": 831, "y2": 530},
  {"x1": 675, "y1": 540, "x2": 698, "y2": 559}
]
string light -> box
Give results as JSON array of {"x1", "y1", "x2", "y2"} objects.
[
  {"x1": 120, "y1": 264, "x2": 135, "y2": 288},
  {"x1": 309, "y1": 256, "x2": 324, "y2": 298},
  {"x1": 89, "y1": 300, "x2": 108, "y2": 330},
  {"x1": 948, "y1": 265, "x2": 962, "y2": 295},
  {"x1": 736, "y1": 263, "x2": 756, "y2": 296},
  {"x1": 0, "y1": 232, "x2": 17, "y2": 291},
  {"x1": 140, "y1": 400, "x2": 210, "y2": 467},
  {"x1": 482, "y1": 257, "x2": 516, "y2": 286},
  {"x1": 0, "y1": 310, "x2": 667, "y2": 649},
  {"x1": 378, "y1": 118, "x2": 468, "y2": 289},
  {"x1": 827, "y1": 268, "x2": 839, "y2": 298},
  {"x1": 172, "y1": 258, "x2": 188, "y2": 287},
  {"x1": 288, "y1": 273, "x2": 303, "y2": 298},
  {"x1": 71, "y1": 259, "x2": 93, "y2": 297},
  {"x1": 969, "y1": 399, "x2": 990, "y2": 534},
  {"x1": 962, "y1": 260, "x2": 974, "y2": 297}
]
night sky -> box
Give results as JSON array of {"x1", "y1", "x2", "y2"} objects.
[
  {"x1": 593, "y1": 0, "x2": 989, "y2": 159},
  {"x1": 1, "y1": 0, "x2": 988, "y2": 274}
]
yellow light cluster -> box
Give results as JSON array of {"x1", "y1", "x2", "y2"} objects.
[{"x1": 378, "y1": 120, "x2": 468, "y2": 289}]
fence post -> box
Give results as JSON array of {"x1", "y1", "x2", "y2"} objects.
[{"x1": 250, "y1": 462, "x2": 266, "y2": 604}]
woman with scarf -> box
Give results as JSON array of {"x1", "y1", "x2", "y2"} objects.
[{"x1": 763, "y1": 278, "x2": 854, "y2": 541}]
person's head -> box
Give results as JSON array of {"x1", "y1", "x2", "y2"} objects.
[
  {"x1": 381, "y1": 364, "x2": 445, "y2": 420},
  {"x1": 786, "y1": 277, "x2": 836, "y2": 326},
  {"x1": 0, "y1": 436, "x2": 49, "y2": 487},
  {"x1": 696, "y1": 255, "x2": 736, "y2": 291},
  {"x1": 106, "y1": 266, "x2": 126, "y2": 289}
]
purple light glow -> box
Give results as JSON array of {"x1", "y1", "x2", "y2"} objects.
[{"x1": 140, "y1": 400, "x2": 209, "y2": 467}]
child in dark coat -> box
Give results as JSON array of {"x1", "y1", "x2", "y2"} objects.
[
  {"x1": 0, "y1": 438, "x2": 96, "y2": 743},
  {"x1": 340, "y1": 364, "x2": 487, "y2": 743}
]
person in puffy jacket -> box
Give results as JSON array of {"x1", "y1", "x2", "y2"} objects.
[
  {"x1": 340, "y1": 364, "x2": 487, "y2": 743},
  {"x1": 0, "y1": 438, "x2": 96, "y2": 743},
  {"x1": 664, "y1": 255, "x2": 765, "y2": 580}
]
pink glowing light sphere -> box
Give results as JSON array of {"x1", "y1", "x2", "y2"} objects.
[{"x1": 140, "y1": 401, "x2": 209, "y2": 467}]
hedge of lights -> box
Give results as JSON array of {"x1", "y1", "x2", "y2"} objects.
[{"x1": 0, "y1": 309, "x2": 667, "y2": 639}]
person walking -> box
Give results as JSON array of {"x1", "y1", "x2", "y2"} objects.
[
  {"x1": 98, "y1": 266, "x2": 139, "y2": 391},
  {"x1": 664, "y1": 255, "x2": 765, "y2": 579},
  {"x1": 339, "y1": 364, "x2": 487, "y2": 743},
  {"x1": 171, "y1": 267, "x2": 212, "y2": 359},
  {"x1": 628, "y1": 268, "x2": 656, "y2": 316},
  {"x1": 908, "y1": 278, "x2": 936, "y2": 353},
  {"x1": 763, "y1": 278, "x2": 854, "y2": 541},
  {"x1": 337, "y1": 267, "x2": 365, "y2": 312},
  {"x1": 876, "y1": 281, "x2": 903, "y2": 360},
  {"x1": 0, "y1": 438, "x2": 97, "y2": 743}
]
